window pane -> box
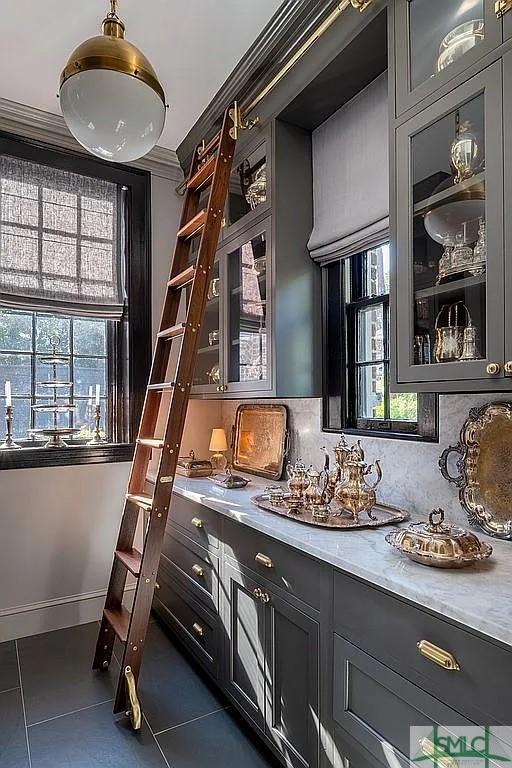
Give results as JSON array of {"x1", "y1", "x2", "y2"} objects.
[
  {"x1": 74, "y1": 398, "x2": 106, "y2": 439},
  {"x1": 33, "y1": 401, "x2": 71, "y2": 430},
  {"x1": 390, "y1": 392, "x2": 418, "y2": 422},
  {"x1": 0, "y1": 353, "x2": 31, "y2": 395},
  {"x1": 357, "y1": 304, "x2": 384, "y2": 362},
  {"x1": 73, "y1": 356, "x2": 106, "y2": 396},
  {"x1": 363, "y1": 244, "x2": 390, "y2": 297},
  {"x1": 73, "y1": 318, "x2": 107, "y2": 356},
  {"x1": 36, "y1": 315, "x2": 70, "y2": 353},
  {"x1": 10, "y1": 397, "x2": 31, "y2": 440},
  {"x1": 357, "y1": 364, "x2": 385, "y2": 419},
  {"x1": 0, "y1": 310, "x2": 32, "y2": 351}
]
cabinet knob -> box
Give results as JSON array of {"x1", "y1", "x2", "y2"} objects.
[
  {"x1": 192, "y1": 563, "x2": 204, "y2": 578},
  {"x1": 255, "y1": 552, "x2": 274, "y2": 569},
  {"x1": 191, "y1": 517, "x2": 203, "y2": 529},
  {"x1": 505, "y1": 361, "x2": 512, "y2": 375},
  {"x1": 486, "y1": 362, "x2": 501, "y2": 376},
  {"x1": 417, "y1": 640, "x2": 460, "y2": 671},
  {"x1": 253, "y1": 587, "x2": 271, "y2": 604},
  {"x1": 192, "y1": 622, "x2": 204, "y2": 637},
  {"x1": 216, "y1": 385, "x2": 222, "y2": 392}
]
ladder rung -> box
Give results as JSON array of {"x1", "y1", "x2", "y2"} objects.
[
  {"x1": 168, "y1": 265, "x2": 196, "y2": 289},
  {"x1": 157, "y1": 322, "x2": 186, "y2": 340},
  {"x1": 188, "y1": 155, "x2": 216, "y2": 191},
  {"x1": 177, "y1": 209, "x2": 206, "y2": 239},
  {"x1": 115, "y1": 548, "x2": 142, "y2": 576},
  {"x1": 104, "y1": 605, "x2": 131, "y2": 643},
  {"x1": 147, "y1": 382, "x2": 175, "y2": 391},
  {"x1": 126, "y1": 493, "x2": 153, "y2": 511},
  {"x1": 137, "y1": 438, "x2": 164, "y2": 449}
]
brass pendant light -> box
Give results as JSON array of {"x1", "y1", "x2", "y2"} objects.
[{"x1": 59, "y1": 0, "x2": 166, "y2": 162}]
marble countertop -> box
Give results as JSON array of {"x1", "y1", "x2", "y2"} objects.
[{"x1": 172, "y1": 474, "x2": 512, "y2": 648}]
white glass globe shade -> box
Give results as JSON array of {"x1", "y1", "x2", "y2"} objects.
[
  {"x1": 424, "y1": 199, "x2": 485, "y2": 245},
  {"x1": 60, "y1": 69, "x2": 165, "y2": 162}
]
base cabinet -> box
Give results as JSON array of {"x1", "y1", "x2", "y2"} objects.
[{"x1": 155, "y1": 494, "x2": 512, "y2": 768}]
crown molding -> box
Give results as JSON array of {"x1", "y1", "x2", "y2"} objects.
[
  {"x1": 176, "y1": 0, "x2": 339, "y2": 167},
  {"x1": 0, "y1": 97, "x2": 183, "y2": 182}
]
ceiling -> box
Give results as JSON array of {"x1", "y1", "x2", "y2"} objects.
[{"x1": 0, "y1": 0, "x2": 283, "y2": 151}]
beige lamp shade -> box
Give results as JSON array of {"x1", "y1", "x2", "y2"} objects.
[{"x1": 209, "y1": 428, "x2": 228, "y2": 452}]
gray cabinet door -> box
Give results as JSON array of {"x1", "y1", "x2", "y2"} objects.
[
  {"x1": 394, "y1": 0, "x2": 502, "y2": 117},
  {"x1": 503, "y1": 7, "x2": 512, "y2": 40},
  {"x1": 502, "y1": 50, "x2": 512, "y2": 376},
  {"x1": 222, "y1": 562, "x2": 266, "y2": 732},
  {"x1": 265, "y1": 590, "x2": 320, "y2": 768},
  {"x1": 393, "y1": 62, "x2": 506, "y2": 392}
]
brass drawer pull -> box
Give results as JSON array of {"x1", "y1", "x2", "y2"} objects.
[
  {"x1": 192, "y1": 563, "x2": 204, "y2": 578},
  {"x1": 253, "y1": 587, "x2": 271, "y2": 603},
  {"x1": 192, "y1": 622, "x2": 204, "y2": 637},
  {"x1": 486, "y1": 362, "x2": 501, "y2": 376},
  {"x1": 419, "y1": 737, "x2": 459, "y2": 768},
  {"x1": 417, "y1": 640, "x2": 460, "y2": 671},
  {"x1": 255, "y1": 552, "x2": 273, "y2": 568},
  {"x1": 191, "y1": 517, "x2": 203, "y2": 528},
  {"x1": 505, "y1": 361, "x2": 512, "y2": 375}
]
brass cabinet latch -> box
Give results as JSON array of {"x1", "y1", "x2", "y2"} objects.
[
  {"x1": 495, "y1": 0, "x2": 512, "y2": 17},
  {"x1": 350, "y1": 0, "x2": 374, "y2": 11},
  {"x1": 255, "y1": 552, "x2": 274, "y2": 569}
]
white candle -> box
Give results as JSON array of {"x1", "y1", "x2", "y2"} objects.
[
  {"x1": 95, "y1": 384, "x2": 100, "y2": 407},
  {"x1": 5, "y1": 380, "x2": 11, "y2": 407},
  {"x1": 88, "y1": 385, "x2": 93, "y2": 406}
]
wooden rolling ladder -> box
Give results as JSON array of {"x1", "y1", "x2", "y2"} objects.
[{"x1": 93, "y1": 105, "x2": 238, "y2": 729}]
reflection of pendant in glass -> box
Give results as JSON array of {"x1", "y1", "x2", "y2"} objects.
[{"x1": 471, "y1": 216, "x2": 487, "y2": 275}]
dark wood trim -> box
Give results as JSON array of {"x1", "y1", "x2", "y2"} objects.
[
  {"x1": 0, "y1": 443, "x2": 134, "y2": 470},
  {"x1": 176, "y1": 0, "x2": 342, "y2": 167},
  {"x1": 0, "y1": 130, "x2": 152, "y2": 469}
]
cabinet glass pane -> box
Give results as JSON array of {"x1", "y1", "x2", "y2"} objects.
[
  {"x1": 409, "y1": 0, "x2": 485, "y2": 91},
  {"x1": 226, "y1": 143, "x2": 267, "y2": 228},
  {"x1": 193, "y1": 260, "x2": 221, "y2": 387},
  {"x1": 411, "y1": 93, "x2": 486, "y2": 367},
  {"x1": 228, "y1": 233, "x2": 267, "y2": 383}
]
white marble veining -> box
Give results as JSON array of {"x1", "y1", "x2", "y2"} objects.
[{"x1": 173, "y1": 474, "x2": 512, "y2": 648}]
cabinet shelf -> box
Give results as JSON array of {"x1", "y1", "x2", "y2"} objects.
[
  {"x1": 413, "y1": 171, "x2": 485, "y2": 216},
  {"x1": 198, "y1": 344, "x2": 220, "y2": 354},
  {"x1": 415, "y1": 273, "x2": 486, "y2": 301}
]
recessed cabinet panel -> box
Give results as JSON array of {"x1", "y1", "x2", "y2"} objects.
[
  {"x1": 395, "y1": 0, "x2": 502, "y2": 116},
  {"x1": 394, "y1": 63, "x2": 504, "y2": 390}
]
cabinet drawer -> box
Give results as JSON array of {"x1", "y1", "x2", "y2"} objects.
[
  {"x1": 170, "y1": 493, "x2": 220, "y2": 549},
  {"x1": 223, "y1": 518, "x2": 323, "y2": 609},
  {"x1": 334, "y1": 570, "x2": 512, "y2": 724},
  {"x1": 154, "y1": 558, "x2": 219, "y2": 677},
  {"x1": 161, "y1": 527, "x2": 218, "y2": 610},
  {"x1": 333, "y1": 635, "x2": 473, "y2": 768}
]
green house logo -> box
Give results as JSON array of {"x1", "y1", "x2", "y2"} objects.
[{"x1": 410, "y1": 726, "x2": 512, "y2": 768}]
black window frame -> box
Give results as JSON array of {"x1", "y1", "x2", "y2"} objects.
[
  {"x1": 322, "y1": 246, "x2": 438, "y2": 442},
  {"x1": 0, "y1": 131, "x2": 151, "y2": 470}
]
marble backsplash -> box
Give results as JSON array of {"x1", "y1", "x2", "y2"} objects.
[{"x1": 220, "y1": 393, "x2": 512, "y2": 528}]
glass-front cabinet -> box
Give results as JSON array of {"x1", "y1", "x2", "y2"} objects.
[
  {"x1": 223, "y1": 130, "x2": 270, "y2": 241},
  {"x1": 191, "y1": 259, "x2": 223, "y2": 393},
  {"x1": 394, "y1": 0, "x2": 502, "y2": 116},
  {"x1": 394, "y1": 63, "x2": 505, "y2": 390}
]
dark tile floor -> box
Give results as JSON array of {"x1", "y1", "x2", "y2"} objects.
[{"x1": 1, "y1": 617, "x2": 279, "y2": 768}]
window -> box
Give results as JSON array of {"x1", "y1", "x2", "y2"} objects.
[
  {"x1": 0, "y1": 132, "x2": 151, "y2": 469},
  {"x1": 322, "y1": 243, "x2": 437, "y2": 440}
]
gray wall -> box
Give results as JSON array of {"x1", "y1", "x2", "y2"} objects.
[{"x1": 220, "y1": 394, "x2": 512, "y2": 528}]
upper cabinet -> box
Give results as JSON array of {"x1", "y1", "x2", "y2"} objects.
[
  {"x1": 223, "y1": 131, "x2": 270, "y2": 240},
  {"x1": 394, "y1": 0, "x2": 503, "y2": 117}
]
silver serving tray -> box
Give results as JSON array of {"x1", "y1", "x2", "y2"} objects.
[{"x1": 251, "y1": 494, "x2": 409, "y2": 530}]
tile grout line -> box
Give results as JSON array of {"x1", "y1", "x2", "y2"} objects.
[
  {"x1": 15, "y1": 640, "x2": 32, "y2": 768},
  {"x1": 27, "y1": 698, "x2": 115, "y2": 729},
  {"x1": 153, "y1": 705, "x2": 231, "y2": 737},
  {"x1": 0, "y1": 685, "x2": 21, "y2": 695},
  {"x1": 143, "y1": 713, "x2": 172, "y2": 768}
]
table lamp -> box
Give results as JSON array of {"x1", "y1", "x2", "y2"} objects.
[{"x1": 209, "y1": 428, "x2": 228, "y2": 472}]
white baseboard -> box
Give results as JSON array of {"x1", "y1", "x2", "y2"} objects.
[{"x1": 0, "y1": 584, "x2": 137, "y2": 642}]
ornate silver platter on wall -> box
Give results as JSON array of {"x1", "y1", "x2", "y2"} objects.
[{"x1": 439, "y1": 402, "x2": 512, "y2": 539}]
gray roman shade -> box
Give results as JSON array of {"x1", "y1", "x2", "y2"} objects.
[
  {"x1": 308, "y1": 71, "x2": 389, "y2": 264},
  {"x1": 0, "y1": 154, "x2": 124, "y2": 318}
]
